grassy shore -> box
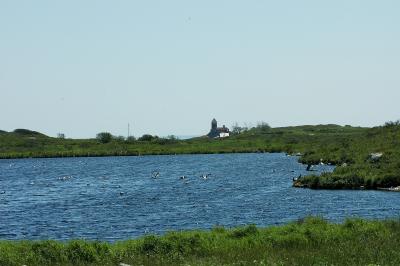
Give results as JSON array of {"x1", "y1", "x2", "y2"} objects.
[
  {"x1": 1, "y1": 217, "x2": 399, "y2": 266},
  {"x1": 1, "y1": 123, "x2": 400, "y2": 189}
]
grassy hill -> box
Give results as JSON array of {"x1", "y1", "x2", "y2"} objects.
[
  {"x1": 1, "y1": 123, "x2": 400, "y2": 189},
  {"x1": 0, "y1": 125, "x2": 367, "y2": 159}
]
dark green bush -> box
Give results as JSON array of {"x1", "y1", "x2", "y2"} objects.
[
  {"x1": 138, "y1": 134, "x2": 157, "y2": 142},
  {"x1": 140, "y1": 235, "x2": 163, "y2": 254},
  {"x1": 65, "y1": 241, "x2": 98, "y2": 264},
  {"x1": 230, "y1": 224, "x2": 258, "y2": 238},
  {"x1": 29, "y1": 241, "x2": 66, "y2": 265},
  {"x1": 96, "y1": 132, "x2": 113, "y2": 144}
]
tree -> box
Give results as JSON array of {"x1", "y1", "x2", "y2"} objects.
[
  {"x1": 256, "y1": 121, "x2": 271, "y2": 132},
  {"x1": 96, "y1": 132, "x2": 112, "y2": 143},
  {"x1": 231, "y1": 122, "x2": 247, "y2": 135},
  {"x1": 138, "y1": 134, "x2": 156, "y2": 141},
  {"x1": 154, "y1": 135, "x2": 178, "y2": 145},
  {"x1": 384, "y1": 120, "x2": 400, "y2": 127}
]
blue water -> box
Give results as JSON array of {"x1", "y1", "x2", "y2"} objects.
[{"x1": 0, "y1": 153, "x2": 399, "y2": 241}]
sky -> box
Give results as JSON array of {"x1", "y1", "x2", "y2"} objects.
[{"x1": 1, "y1": 1, "x2": 399, "y2": 138}]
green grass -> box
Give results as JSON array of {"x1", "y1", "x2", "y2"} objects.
[
  {"x1": 1, "y1": 123, "x2": 400, "y2": 189},
  {"x1": 1, "y1": 217, "x2": 400, "y2": 265}
]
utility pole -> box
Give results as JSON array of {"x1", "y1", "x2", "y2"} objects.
[{"x1": 128, "y1": 123, "x2": 130, "y2": 139}]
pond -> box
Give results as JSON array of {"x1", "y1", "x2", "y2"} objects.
[{"x1": 0, "y1": 153, "x2": 399, "y2": 241}]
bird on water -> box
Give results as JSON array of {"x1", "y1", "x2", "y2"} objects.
[{"x1": 151, "y1": 171, "x2": 160, "y2": 178}]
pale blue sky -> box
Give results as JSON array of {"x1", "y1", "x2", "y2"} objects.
[{"x1": 1, "y1": 1, "x2": 399, "y2": 138}]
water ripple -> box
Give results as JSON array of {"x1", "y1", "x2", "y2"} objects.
[{"x1": 0, "y1": 153, "x2": 399, "y2": 241}]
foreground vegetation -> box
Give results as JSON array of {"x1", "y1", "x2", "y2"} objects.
[
  {"x1": 1, "y1": 217, "x2": 399, "y2": 266},
  {"x1": 1, "y1": 122, "x2": 400, "y2": 189}
]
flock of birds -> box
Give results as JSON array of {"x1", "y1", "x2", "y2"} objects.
[
  {"x1": 1, "y1": 163, "x2": 326, "y2": 196},
  {"x1": 151, "y1": 171, "x2": 212, "y2": 180},
  {"x1": 0, "y1": 163, "x2": 217, "y2": 197}
]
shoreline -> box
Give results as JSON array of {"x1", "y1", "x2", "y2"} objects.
[
  {"x1": 0, "y1": 149, "x2": 284, "y2": 160},
  {"x1": 1, "y1": 124, "x2": 399, "y2": 191}
]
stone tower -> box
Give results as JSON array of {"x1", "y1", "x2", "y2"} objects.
[
  {"x1": 211, "y1": 118, "x2": 217, "y2": 130},
  {"x1": 208, "y1": 118, "x2": 219, "y2": 138}
]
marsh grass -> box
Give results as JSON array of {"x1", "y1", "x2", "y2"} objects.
[{"x1": 1, "y1": 217, "x2": 400, "y2": 265}]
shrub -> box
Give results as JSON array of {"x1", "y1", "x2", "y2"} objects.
[
  {"x1": 154, "y1": 136, "x2": 178, "y2": 145},
  {"x1": 65, "y1": 241, "x2": 98, "y2": 264},
  {"x1": 256, "y1": 122, "x2": 271, "y2": 132},
  {"x1": 231, "y1": 123, "x2": 247, "y2": 135},
  {"x1": 113, "y1": 135, "x2": 126, "y2": 142},
  {"x1": 138, "y1": 134, "x2": 157, "y2": 142},
  {"x1": 29, "y1": 241, "x2": 66, "y2": 265},
  {"x1": 377, "y1": 174, "x2": 400, "y2": 187},
  {"x1": 140, "y1": 235, "x2": 163, "y2": 254},
  {"x1": 230, "y1": 225, "x2": 258, "y2": 238},
  {"x1": 383, "y1": 120, "x2": 400, "y2": 127},
  {"x1": 96, "y1": 132, "x2": 112, "y2": 144}
]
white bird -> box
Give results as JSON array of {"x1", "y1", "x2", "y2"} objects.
[{"x1": 201, "y1": 173, "x2": 211, "y2": 179}]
